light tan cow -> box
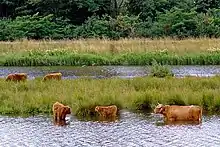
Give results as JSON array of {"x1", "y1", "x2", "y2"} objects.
[
  {"x1": 6, "y1": 73, "x2": 27, "y2": 82},
  {"x1": 95, "y1": 105, "x2": 118, "y2": 118},
  {"x1": 52, "y1": 102, "x2": 71, "y2": 121},
  {"x1": 154, "y1": 104, "x2": 202, "y2": 123},
  {"x1": 42, "y1": 72, "x2": 62, "y2": 81}
]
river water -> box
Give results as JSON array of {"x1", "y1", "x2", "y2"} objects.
[
  {"x1": 0, "y1": 111, "x2": 220, "y2": 147},
  {"x1": 1, "y1": 65, "x2": 220, "y2": 79},
  {"x1": 1, "y1": 66, "x2": 220, "y2": 146}
]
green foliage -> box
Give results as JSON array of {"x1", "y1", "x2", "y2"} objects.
[
  {"x1": 195, "y1": 0, "x2": 220, "y2": 13},
  {"x1": 75, "y1": 15, "x2": 116, "y2": 39},
  {"x1": 127, "y1": 0, "x2": 195, "y2": 21},
  {"x1": 195, "y1": 9, "x2": 220, "y2": 37},
  {"x1": 1, "y1": 0, "x2": 112, "y2": 24},
  {"x1": 155, "y1": 8, "x2": 198, "y2": 38},
  {"x1": 0, "y1": 13, "x2": 75, "y2": 40},
  {"x1": 2, "y1": 0, "x2": 220, "y2": 39}
]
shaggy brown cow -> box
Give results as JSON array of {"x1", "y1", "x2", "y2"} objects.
[
  {"x1": 52, "y1": 102, "x2": 71, "y2": 121},
  {"x1": 6, "y1": 73, "x2": 27, "y2": 82},
  {"x1": 42, "y1": 73, "x2": 62, "y2": 81},
  {"x1": 154, "y1": 104, "x2": 202, "y2": 123},
  {"x1": 95, "y1": 105, "x2": 118, "y2": 118}
]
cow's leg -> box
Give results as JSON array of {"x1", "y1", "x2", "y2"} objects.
[
  {"x1": 62, "y1": 114, "x2": 66, "y2": 120},
  {"x1": 53, "y1": 112, "x2": 57, "y2": 121},
  {"x1": 57, "y1": 112, "x2": 61, "y2": 121}
]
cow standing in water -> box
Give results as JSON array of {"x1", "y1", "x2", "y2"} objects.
[
  {"x1": 95, "y1": 105, "x2": 118, "y2": 122},
  {"x1": 52, "y1": 102, "x2": 71, "y2": 121},
  {"x1": 95, "y1": 105, "x2": 118, "y2": 118},
  {"x1": 154, "y1": 104, "x2": 202, "y2": 123}
]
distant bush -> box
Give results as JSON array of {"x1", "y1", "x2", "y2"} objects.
[
  {"x1": 0, "y1": 13, "x2": 140, "y2": 41},
  {"x1": 2, "y1": 9, "x2": 220, "y2": 40},
  {"x1": 0, "y1": 14, "x2": 76, "y2": 40}
]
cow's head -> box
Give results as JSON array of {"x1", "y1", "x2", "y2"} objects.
[
  {"x1": 21, "y1": 74, "x2": 27, "y2": 80},
  {"x1": 63, "y1": 106, "x2": 71, "y2": 114},
  {"x1": 95, "y1": 106, "x2": 101, "y2": 112},
  {"x1": 154, "y1": 103, "x2": 166, "y2": 114}
]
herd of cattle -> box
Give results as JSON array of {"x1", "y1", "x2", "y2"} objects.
[
  {"x1": 52, "y1": 102, "x2": 202, "y2": 124},
  {"x1": 4, "y1": 72, "x2": 203, "y2": 124}
]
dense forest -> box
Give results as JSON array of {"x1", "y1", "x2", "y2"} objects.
[{"x1": 1, "y1": 0, "x2": 220, "y2": 40}]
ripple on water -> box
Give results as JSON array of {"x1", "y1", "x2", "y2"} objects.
[{"x1": 0, "y1": 111, "x2": 220, "y2": 147}]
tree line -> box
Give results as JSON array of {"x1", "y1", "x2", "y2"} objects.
[{"x1": 1, "y1": 0, "x2": 220, "y2": 40}]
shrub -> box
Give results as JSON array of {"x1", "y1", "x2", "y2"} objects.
[{"x1": 150, "y1": 60, "x2": 174, "y2": 78}]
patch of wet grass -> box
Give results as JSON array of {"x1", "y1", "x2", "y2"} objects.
[{"x1": 0, "y1": 76, "x2": 220, "y2": 117}]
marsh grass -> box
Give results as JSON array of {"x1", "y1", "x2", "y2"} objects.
[
  {"x1": 1, "y1": 76, "x2": 220, "y2": 117},
  {"x1": 1, "y1": 38, "x2": 220, "y2": 55},
  {"x1": 2, "y1": 38, "x2": 220, "y2": 66}
]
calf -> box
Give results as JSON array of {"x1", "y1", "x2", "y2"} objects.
[
  {"x1": 43, "y1": 72, "x2": 62, "y2": 81},
  {"x1": 95, "y1": 105, "x2": 118, "y2": 118}
]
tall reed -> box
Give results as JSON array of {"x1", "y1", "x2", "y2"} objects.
[{"x1": 1, "y1": 38, "x2": 220, "y2": 55}]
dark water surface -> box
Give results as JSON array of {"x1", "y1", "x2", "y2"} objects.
[
  {"x1": 1, "y1": 65, "x2": 220, "y2": 79},
  {"x1": 0, "y1": 111, "x2": 220, "y2": 147}
]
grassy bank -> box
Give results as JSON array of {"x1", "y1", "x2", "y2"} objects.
[
  {"x1": 1, "y1": 50, "x2": 220, "y2": 66},
  {"x1": 1, "y1": 38, "x2": 220, "y2": 66},
  {"x1": 1, "y1": 76, "x2": 220, "y2": 117}
]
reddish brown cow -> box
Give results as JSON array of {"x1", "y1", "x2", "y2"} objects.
[
  {"x1": 42, "y1": 73, "x2": 62, "y2": 81},
  {"x1": 154, "y1": 104, "x2": 202, "y2": 123},
  {"x1": 6, "y1": 73, "x2": 27, "y2": 82},
  {"x1": 52, "y1": 102, "x2": 71, "y2": 121},
  {"x1": 95, "y1": 105, "x2": 118, "y2": 118}
]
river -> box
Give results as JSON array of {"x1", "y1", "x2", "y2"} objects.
[
  {"x1": 1, "y1": 66, "x2": 220, "y2": 146},
  {"x1": 1, "y1": 65, "x2": 220, "y2": 79},
  {"x1": 0, "y1": 111, "x2": 219, "y2": 147}
]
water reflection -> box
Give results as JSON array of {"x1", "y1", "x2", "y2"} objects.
[
  {"x1": 53, "y1": 120, "x2": 69, "y2": 126},
  {"x1": 96, "y1": 116, "x2": 119, "y2": 123},
  {"x1": 76, "y1": 115, "x2": 120, "y2": 123},
  {"x1": 163, "y1": 120, "x2": 201, "y2": 126}
]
